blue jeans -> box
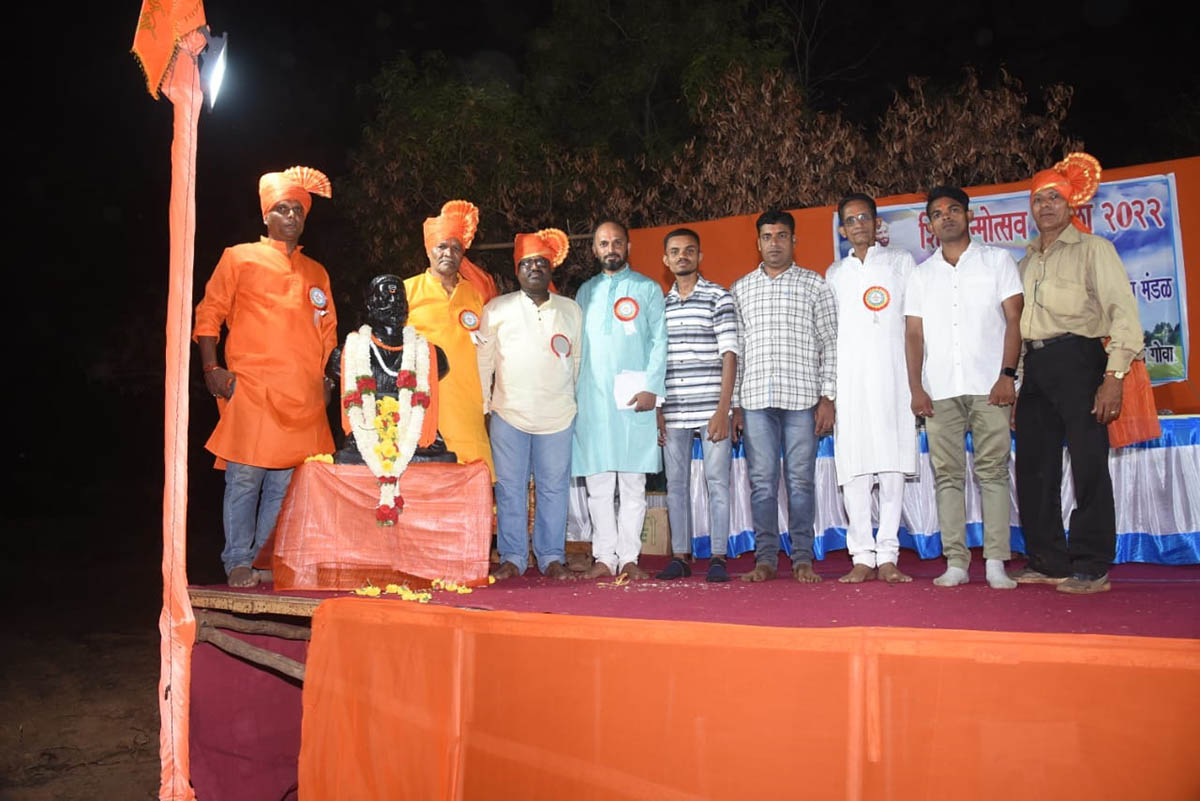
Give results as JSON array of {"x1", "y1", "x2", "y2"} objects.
[
  {"x1": 221, "y1": 461, "x2": 295, "y2": 575},
  {"x1": 491, "y1": 413, "x2": 574, "y2": 574},
  {"x1": 663, "y1": 425, "x2": 732, "y2": 557},
  {"x1": 741, "y1": 407, "x2": 817, "y2": 567}
]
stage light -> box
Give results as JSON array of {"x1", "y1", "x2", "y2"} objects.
[{"x1": 199, "y1": 27, "x2": 228, "y2": 110}]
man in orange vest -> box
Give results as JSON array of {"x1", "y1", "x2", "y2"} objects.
[{"x1": 194, "y1": 167, "x2": 337, "y2": 588}]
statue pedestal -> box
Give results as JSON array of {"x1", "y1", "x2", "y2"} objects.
[{"x1": 260, "y1": 460, "x2": 492, "y2": 589}]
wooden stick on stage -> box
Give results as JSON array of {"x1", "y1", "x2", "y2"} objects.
[
  {"x1": 195, "y1": 621, "x2": 307, "y2": 682},
  {"x1": 197, "y1": 610, "x2": 312, "y2": 640}
]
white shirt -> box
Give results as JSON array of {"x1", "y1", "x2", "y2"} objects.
[
  {"x1": 904, "y1": 242, "x2": 1023, "y2": 400},
  {"x1": 477, "y1": 291, "x2": 582, "y2": 434}
]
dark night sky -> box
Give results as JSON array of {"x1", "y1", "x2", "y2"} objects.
[
  {"x1": 7, "y1": 1, "x2": 1196, "y2": 540},
  {"x1": 19, "y1": 1, "x2": 1194, "y2": 297}
]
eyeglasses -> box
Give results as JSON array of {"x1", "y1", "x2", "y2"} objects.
[{"x1": 842, "y1": 212, "x2": 873, "y2": 227}]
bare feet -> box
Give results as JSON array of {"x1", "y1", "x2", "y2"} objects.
[
  {"x1": 740, "y1": 562, "x2": 778, "y2": 582},
  {"x1": 877, "y1": 562, "x2": 912, "y2": 583},
  {"x1": 543, "y1": 561, "x2": 573, "y2": 580},
  {"x1": 565, "y1": 551, "x2": 593, "y2": 573},
  {"x1": 583, "y1": 561, "x2": 614, "y2": 579},
  {"x1": 227, "y1": 565, "x2": 259, "y2": 588},
  {"x1": 619, "y1": 562, "x2": 651, "y2": 581},
  {"x1": 838, "y1": 564, "x2": 876, "y2": 584},
  {"x1": 792, "y1": 562, "x2": 823, "y2": 584},
  {"x1": 491, "y1": 561, "x2": 521, "y2": 581}
]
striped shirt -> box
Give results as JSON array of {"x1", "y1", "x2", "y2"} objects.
[
  {"x1": 662, "y1": 275, "x2": 739, "y2": 428},
  {"x1": 731, "y1": 263, "x2": 837, "y2": 410}
]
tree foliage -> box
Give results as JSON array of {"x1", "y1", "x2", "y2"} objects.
[
  {"x1": 867, "y1": 70, "x2": 1081, "y2": 195},
  {"x1": 649, "y1": 67, "x2": 1081, "y2": 223},
  {"x1": 524, "y1": 0, "x2": 787, "y2": 157},
  {"x1": 346, "y1": 54, "x2": 546, "y2": 276},
  {"x1": 343, "y1": 5, "x2": 1081, "y2": 292}
]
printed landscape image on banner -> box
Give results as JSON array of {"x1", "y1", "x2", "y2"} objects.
[{"x1": 832, "y1": 175, "x2": 1189, "y2": 384}]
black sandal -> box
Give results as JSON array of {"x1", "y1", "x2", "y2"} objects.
[
  {"x1": 655, "y1": 558, "x2": 692, "y2": 580},
  {"x1": 706, "y1": 558, "x2": 730, "y2": 583}
]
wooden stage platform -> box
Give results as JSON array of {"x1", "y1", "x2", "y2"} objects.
[{"x1": 187, "y1": 553, "x2": 1200, "y2": 801}]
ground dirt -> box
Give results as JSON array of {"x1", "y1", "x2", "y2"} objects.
[
  {"x1": 1, "y1": 554, "x2": 162, "y2": 801},
  {"x1": 2, "y1": 417, "x2": 229, "y2": 801}
]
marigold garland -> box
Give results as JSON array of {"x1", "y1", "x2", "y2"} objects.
[{"x1": 342, "y1": 324, "x2": 431, "y2": 524}]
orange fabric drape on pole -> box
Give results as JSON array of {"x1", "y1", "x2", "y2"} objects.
[
  {"x1": 151, "y1": 26, "x2": 206, "y2": 801},
  {"x1": 133, "y1": 0, "x2": 206, "y2": 99}
]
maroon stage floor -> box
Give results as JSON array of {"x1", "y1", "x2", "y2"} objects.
[
  {"x1": 187, "y1": 549, "x2": 1199, "y2": 801},
  {"x1": 205, "y1": 549, "x2": 1200, "y2": 638}
]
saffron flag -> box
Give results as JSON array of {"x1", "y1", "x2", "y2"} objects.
[{"x1": 132, "y1": 0, "x2": 207, "y2": 97}]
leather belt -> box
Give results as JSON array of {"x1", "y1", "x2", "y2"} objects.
[{"x1": 1024, "y1": 332, "x2": 1079, "y2": 351}]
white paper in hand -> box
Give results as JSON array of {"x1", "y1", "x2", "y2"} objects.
[{"x1": 613, "y1": 370, "x2": 647, "y2": 411}]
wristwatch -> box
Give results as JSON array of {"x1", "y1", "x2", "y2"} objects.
[
  {"x1": 1001, "y1": 367, "x2": 1018, "y2": 379},
  {"x1": 821, "y1": 389, "x2": 836, "y2": 402},
  {"x1": 1106, "y1": 370, "x2": 1126, "y2": 380}
]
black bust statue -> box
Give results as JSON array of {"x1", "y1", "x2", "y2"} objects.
[{"x1": 329, "y1": 274, "x2": 455, "y2": 465}]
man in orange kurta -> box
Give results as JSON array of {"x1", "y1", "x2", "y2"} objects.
[
  {"x1": 194, "y1": 167, "x2": 338, "y2": 587},
  {"x1": 403, "y1": 200, "x2": 496, "y2": 477}
]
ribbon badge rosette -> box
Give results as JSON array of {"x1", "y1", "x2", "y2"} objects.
[
  {"x1": 613, "y1": 296, "x2": 639, "y2": 335},
  {"x1": 341, "y1": 324, "x2": 432, "y2": 525},
  {"x1": 862, "y1": 285, "x2": 891, "y2": 324},
  {"x1": 458, "y1": 309, "x2": 484, "y2": 345}
]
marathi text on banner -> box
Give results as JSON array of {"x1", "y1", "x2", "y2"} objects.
[{"x1": 833, "y1": 175, "x2": 1188, "y2": 384}]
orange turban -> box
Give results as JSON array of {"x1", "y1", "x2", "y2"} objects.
[
  {"x1": 513, "y1": 229, "x2": 570, "y2": 270},
  {"x1": 1031, "y1": 152, "x2": 1101, "y2": 233},
  {"x1": 423, "y1": 200, "x2": 497, "y2": 303},
  {"x1": 258, "y1": 166, "x2": 331, "y2": 217}
]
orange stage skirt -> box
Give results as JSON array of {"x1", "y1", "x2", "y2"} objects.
[
  {"x1": 299, "y1": 598, "x2": 1200, "y2": 801},
  {"x1": 265, "y1": 460, "x2": 492, "y2": 589}
]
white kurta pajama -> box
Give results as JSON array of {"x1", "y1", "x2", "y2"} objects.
[{"x1": 826, "y1": 244, "x2": 918, "y2": 567}]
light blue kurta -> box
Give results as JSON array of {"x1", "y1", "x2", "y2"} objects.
[{"x1": 571, "y1": 266, "x2": 667, "y2": 476}]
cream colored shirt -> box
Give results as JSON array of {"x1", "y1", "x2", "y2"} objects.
[
  {"x1": 477, "y1": 291, "x2": 583, "y2": 435},
  {"x1": 1018, "y1": 225, "x2": 1143, "y2": 372}
]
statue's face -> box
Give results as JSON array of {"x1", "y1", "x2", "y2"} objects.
[{"x1": 365, "y1": 275, "x2": 408, "y2": 330}]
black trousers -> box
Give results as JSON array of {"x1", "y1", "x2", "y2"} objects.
[{"x1": 1015, "y1": 336, "x2": 1116, "y2": 576}]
